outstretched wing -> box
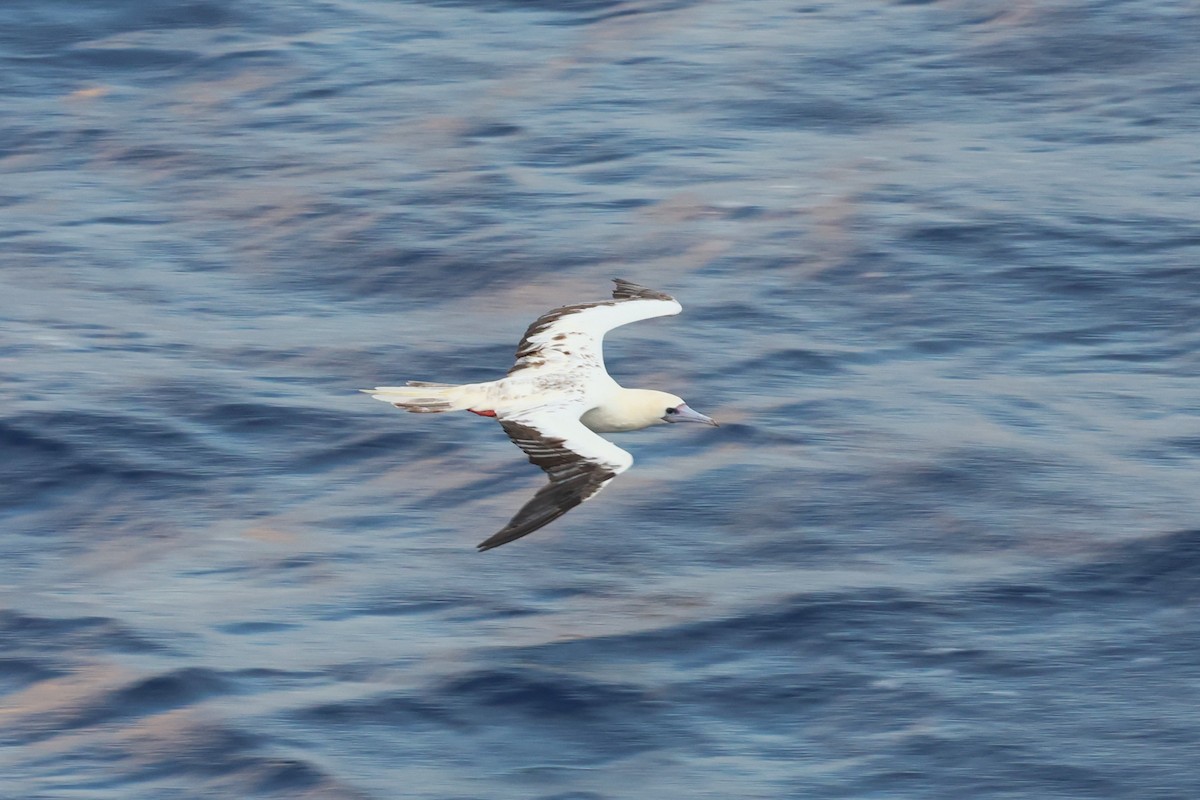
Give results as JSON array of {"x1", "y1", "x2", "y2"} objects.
[
  {"x1": 477, "y1": 412, "x2": 634, "y2": 551},
  {"x1": 508, "y1": 279, "x2": 681, "y2": 375}
]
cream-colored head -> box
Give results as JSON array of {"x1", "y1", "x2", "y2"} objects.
[{"x1": 581, "y1": 388, "x2": 717, "y2": 433}]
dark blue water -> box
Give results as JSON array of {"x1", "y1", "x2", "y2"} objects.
[{"x1": 3, "y1": 1, "x2": 1200, "y2": 797}]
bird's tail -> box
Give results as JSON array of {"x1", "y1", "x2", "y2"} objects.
[{"x1": 360, "y1": 381, "x2": 481, "y2": 413}]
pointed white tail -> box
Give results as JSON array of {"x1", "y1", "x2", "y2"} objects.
[{"x1": 361, "y1": 381, "x2": 478, "y2": 413}]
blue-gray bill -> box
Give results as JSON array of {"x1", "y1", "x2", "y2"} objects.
[{"x1": 665, "y1": 403, "x2": 718, "y2": 426}]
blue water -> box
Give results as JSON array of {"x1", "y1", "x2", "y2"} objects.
[{"x1": 3, "y1": 1, "x2": 1200, "y2": 797}]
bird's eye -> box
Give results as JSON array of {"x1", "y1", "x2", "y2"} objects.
[{"x1": 665, "y1": 407, "x2": 678, "y2": 415}]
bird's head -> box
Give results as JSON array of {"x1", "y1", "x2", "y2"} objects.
[
  {"x1": 580, "y1": 389, "x2": 718, "y2": 432},
  {"x1": 630, "y1": 389, "x2": 718, "y2": 428}
]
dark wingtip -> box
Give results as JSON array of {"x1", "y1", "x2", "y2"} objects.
[
  {"x1": 476, "y1": 531, "x2": 515, "y2": 552},
  {"x1": 611, "y1": 278, "x2": 675, "y2": 302}
]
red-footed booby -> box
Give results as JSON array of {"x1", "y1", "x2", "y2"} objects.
[{"x1": 363, "y1": 278, "x2": 717, "y2": 551}]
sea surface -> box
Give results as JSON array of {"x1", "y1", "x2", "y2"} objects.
[{"x1": 3, "y1": 1, "x2": 1200, "y2": 798}]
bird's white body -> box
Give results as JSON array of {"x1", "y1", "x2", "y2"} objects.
[{"x1": 364, "y1": 279, "x2": 715, "y2": 550}]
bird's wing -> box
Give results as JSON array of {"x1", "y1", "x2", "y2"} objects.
[
  {"x1": 477, "y1": 409, "x2": 634, "y2": 551},
  {"x1": 508, "y1": 279, "x2": 682, "y2": 375}
]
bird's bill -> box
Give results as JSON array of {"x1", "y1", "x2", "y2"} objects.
[{"x1": 667, "y1": 403, "x2": 718, "y2": 426}]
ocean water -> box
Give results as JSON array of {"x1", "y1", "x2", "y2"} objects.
[{"x1": 3, "y1": 0, "x2": 1200, "y2": 797}]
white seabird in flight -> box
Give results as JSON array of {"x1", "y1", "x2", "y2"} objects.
[{"x1": 363, "y1": 278, "x2": 717, "y2": 551}]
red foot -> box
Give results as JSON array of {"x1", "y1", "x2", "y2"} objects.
[{"x1": 468, "y1": 409, "x2": 497, "y2": 417}]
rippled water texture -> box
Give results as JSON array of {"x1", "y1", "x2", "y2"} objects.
[{"x1": 3, "y1": 1, "x2": 1200, "y2": 797}]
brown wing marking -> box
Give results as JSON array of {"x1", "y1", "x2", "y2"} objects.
[
  {"x1": 477, "y1": 420, "x2": 621, "y2": 551},
  {"x1": 508, "y1": 301, "x2": 610, "y2": 370},
  {"x1": 508, "y1": 279, "x2": 677, "y2": 375}
]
